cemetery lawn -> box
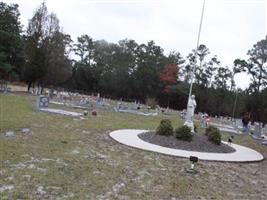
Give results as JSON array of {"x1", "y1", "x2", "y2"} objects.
[{"x1": 1, "y1": 93, "x2": 267, "y2": 199}]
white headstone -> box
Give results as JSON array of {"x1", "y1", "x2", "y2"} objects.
[
  {"x1": 21, "y1": 128, "x2": 31, "y2": 135},
  {"x1": 5, "y1": 131, "x2": 15, "y2": 137},
  {"x1": 254, "y1": 123, "x2": 262, "y2": 137},
  {"x1": 263, "y1": 124, "x2": 267, "y2": 135}
]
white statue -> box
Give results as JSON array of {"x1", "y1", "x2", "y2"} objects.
[{"x1": 184, "y1": 95, "x2": 197, "y2": 132}]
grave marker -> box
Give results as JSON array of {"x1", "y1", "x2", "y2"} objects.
[
  {"x1": 36, "y1": 95, "x2": 49, "y2": 109},
  {"x1": 253, "y1": 123, "x2": 262, "y2": 138}
]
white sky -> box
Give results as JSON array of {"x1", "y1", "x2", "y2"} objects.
[{"x1": 4, "y1": 0, "x2": 267, "y2": 89}]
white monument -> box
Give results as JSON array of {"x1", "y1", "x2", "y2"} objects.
[{"x1": 184, "y1": 95, "x2": 197, "y2": 132}]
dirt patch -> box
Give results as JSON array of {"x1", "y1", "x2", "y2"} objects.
[{"x1": 138, "y1": 132, "x2": 235, "y2": 153}]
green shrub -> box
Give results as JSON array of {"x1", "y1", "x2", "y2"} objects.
[
  {"x1": 156, "y1": 119, "x2": 173, "y2": 136},
  {"x1": 194, "y1": 124, "x2": 197, "y2": 133},
  {"x1": 206, "y1": 126, "x2": 221, "y2": 145},
  {"x1": 175, "y1": 125, "x2": 193, "y2": 141},
  {"x1": 205, "y1": 126, "x2": 218, "y2": 136}
]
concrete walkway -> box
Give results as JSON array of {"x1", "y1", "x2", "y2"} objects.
[{"x1": 110, "y1": 129, "x2": 264, "y2": 162}]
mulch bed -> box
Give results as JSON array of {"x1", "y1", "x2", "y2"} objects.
[{"x1": 138, "y1": 132, "x2": 236, "y2": 153}]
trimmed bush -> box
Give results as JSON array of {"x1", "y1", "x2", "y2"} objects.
[
  {"x1": 206, "y1": 126, "x2": 221, "y2": 145},
  {"x1": 194, "y1": 124, "x2": 197, "y2": 133},
  {"x1": 156, "y1": 119, "x2": 173, "y2": 136},
  {"x1": 205, "y1": 126, "x2": 218, "y2": 136},
  {"x1": 175, "y1": 125, "x2": 193, "y2": 141}
]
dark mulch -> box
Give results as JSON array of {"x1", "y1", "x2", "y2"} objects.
[{"x1": 138, "y1": 132, "x2": 236, "y2": 153}]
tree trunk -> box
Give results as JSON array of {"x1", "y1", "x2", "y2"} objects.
[{"x1": 27, "y1": 82, "x2": 32, "y2": 92}]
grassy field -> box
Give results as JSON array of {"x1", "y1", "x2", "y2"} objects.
[{"x1": 0, "y1": 92, "x2": 267, "y2": 199}]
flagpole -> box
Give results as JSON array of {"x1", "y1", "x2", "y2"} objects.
[{"x1": 184, "y1": 0, "x2": 206, "y2": 132}]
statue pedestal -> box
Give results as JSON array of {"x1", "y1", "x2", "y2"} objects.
[{"x1": 184, "y1": 120, "x2": 194, "y2": 133}]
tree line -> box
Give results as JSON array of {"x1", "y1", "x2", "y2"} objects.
[{"x1": 1, "y1": 2, "x2": 267, "y2": 122}]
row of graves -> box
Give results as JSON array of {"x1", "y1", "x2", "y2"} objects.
[
  {"x1": 46, "y1": 89, "x2": 161, "y2": 117},
  {"x1": 36, "y1": 90, "x2": 116, "y2": 118},
  {"x1": 114, "y1": 100, "x2": 158, "y2": 117},
  {"x1": 47, "y1": 90, "x2": 112, "y2": 111},
  {"x1": 36, "y1": 95, "x2": 83, "y2": 117},
  {"x1": 0, "y1": 80, "x2": 12, "y2": 93},
  {"x1": 197, "y1": 113, "x2": 267, "y2": 146},
  {"x1": 37, "y1": 90, "x2": 161, "y2": 118}
]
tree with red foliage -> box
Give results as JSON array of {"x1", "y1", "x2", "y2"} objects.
[
  {"x1": 159, "y1": 64, "x2": 178, "y2": 108},
  {"x1": 160, "y1": 64, "x2": 178, "y2": 85}
]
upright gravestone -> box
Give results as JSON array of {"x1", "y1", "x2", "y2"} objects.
[
  {"x1": 96, "y1": 93, "x2": 100, "y2": 104},
  {"x1": 36, "y1": 95, "x2": 49, "y2": 109},
  {"x1": 234, "y1": 119, "x2": 243, "y2": 131},
  {"x1": 263, "y1": 124, "x2": 267, "y2": 135},
  {"x1": 254, "y1": 123, "x2": 262, "y2": 138}
]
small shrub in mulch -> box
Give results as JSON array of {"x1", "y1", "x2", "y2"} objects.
[
  {"x1": 206, "y1": 126, "x2": 221, "y2": 145},
  {"x1": 175, "y1": 125, "x2": 193, "y2": 141},
  {"x1": 205, "y1": 126, "x2": 218, "y2": 136},
  {"x1": 156, "y1": 119, "x2": 173, "y2": 136},
  {"x1": 194, "y1": 124, "x2": 197, "y2": 133}
]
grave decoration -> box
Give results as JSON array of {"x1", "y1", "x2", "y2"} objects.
[
  {"x1": 83, "y1": 110, "x2": 88, "y2": 116},
  {"x1": 92, "y1": 110, "x2": 97, "y2": 116}
]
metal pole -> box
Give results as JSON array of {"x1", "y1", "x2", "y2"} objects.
[
  {"x1": 188, "y1": 0, "x2": 206, "y2": 99},
  {"x1": 184, "y1": 0, "x2": 206, "y2": 132}
]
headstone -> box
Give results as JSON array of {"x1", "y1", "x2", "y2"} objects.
[
  {"x1": 36, "y1": 95, "x2": 49, "y2": 109},
  {"x1": 6, "y1": 87, "x2": 11, "y2": 93},
  {"x1": 5, "y1": 131, "x2": 15, "y2": 138},
  {"x1": 21, "y1": 128, "x2": 31, "y2": 135},
  {"x1": 253, "y1": 123, "x2": 262, "y2": 138},
  {"x1": 263, "y1": 124, "x2": 267, "y2": 135},
  {"x1": 116, "y1": 102, "x2": 122, "y2": 111},
  {"x1": 233, "y1": 119, "x2": 242, "y2": 130},
  {"x1": 96, "y1": 93, "x2": 101, "y2": 104},
  {"x1": 49, "y1": 89, "x2": 54, "y2": 99}
]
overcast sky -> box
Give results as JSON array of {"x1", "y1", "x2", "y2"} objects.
[{"x1": 4, "y1": 0, "x2": 267, "y2": 89}]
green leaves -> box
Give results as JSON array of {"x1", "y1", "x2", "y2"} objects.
[
  {"x1": 23, "y1": 2, "x2": 72, "y2": 86},
  {"x1": 234, "y1": 36, "x2": 267, "y2": 92},
  {"x1": 0, "y1": 2, "x2": 23, "y2": 78}
]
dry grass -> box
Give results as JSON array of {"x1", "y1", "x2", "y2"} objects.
[{"x1": 0, "y1": 92, "x2": 267, "y2": 199}]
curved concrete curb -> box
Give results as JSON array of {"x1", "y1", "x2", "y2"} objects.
[{"x1": 110, "y1": 129, "x2": 264, "y2": 162}]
